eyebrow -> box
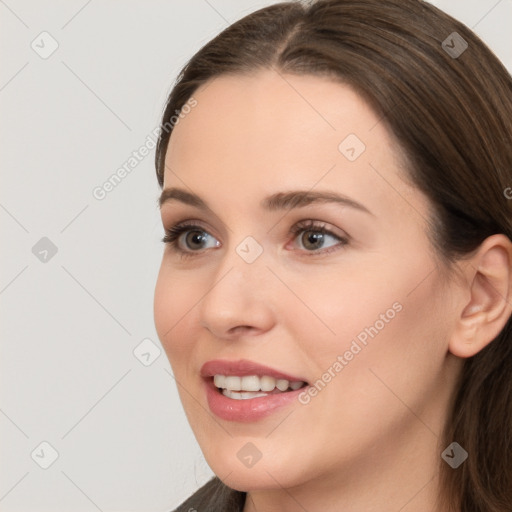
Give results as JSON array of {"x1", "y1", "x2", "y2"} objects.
[{"x1": 158, "y1": 187, "x2": 374, "y2": 216}]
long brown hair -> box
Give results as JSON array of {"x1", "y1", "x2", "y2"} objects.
[{"x1": 155, "y1": 1, "x2": 512, "y2": 510}]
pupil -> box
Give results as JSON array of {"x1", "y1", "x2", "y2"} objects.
[
  {"x1": 304, "y1": 231, "x2": 323, "y2": 249},
  {"x1": 188, "y1": 231, "x2": 206, "y2": 248}
]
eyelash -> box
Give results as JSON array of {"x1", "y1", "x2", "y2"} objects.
[{"x1": 161, "y1": 220, "x2": 349, "y2": 259}]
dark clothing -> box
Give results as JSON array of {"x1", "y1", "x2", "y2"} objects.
[{"x1": 172, "y1": 476, "x2": 247, "y2": 512}]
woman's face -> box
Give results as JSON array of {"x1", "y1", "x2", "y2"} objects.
[{"x1": 154, "y1": 70, "x2": 462, "y2": 493}]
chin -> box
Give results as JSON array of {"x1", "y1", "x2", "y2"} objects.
[
  {"x1": 221, "y1": 469, "x2": 293, "y2": 492},
  {"x1": 207, "y1": 451, "x2": 306, "y2": 492}
]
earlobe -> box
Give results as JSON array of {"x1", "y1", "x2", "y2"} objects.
[{"x1": 448, "y1": 234, "x2": 512, "y2": 359}]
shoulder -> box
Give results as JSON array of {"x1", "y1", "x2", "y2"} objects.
[{"x1": 170, "y1": 476, "x2": 247, "y2": 512}]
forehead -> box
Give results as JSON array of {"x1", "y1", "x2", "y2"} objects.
[
  {"x1": 166, "y1": 70, "x2": 384, "y2": 166},
  {"x1": 163, "y1": 69, "x2": 428, "y2": 222}
]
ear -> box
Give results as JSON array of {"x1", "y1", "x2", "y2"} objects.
[{"x1": 449, "y1": 234, "x2": 512, "y2": 358}]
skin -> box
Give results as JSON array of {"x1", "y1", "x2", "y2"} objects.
[{"x1": 153, "y1": 69, "x2": 512, "y2": 512}]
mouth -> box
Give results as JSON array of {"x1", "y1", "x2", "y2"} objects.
[
  {"x1": 211, "y1": 374, "x2": 308, "y2": 400},
  {"x1": 203, "y1": 376, "x2": 310, "y2": 422},
  {"x1": 200, "y1": 359, "x2": 310, "y2": 421}
]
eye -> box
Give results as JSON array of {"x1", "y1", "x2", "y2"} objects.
[
  {"x1": 161, "y1": 221, "x2": 219, "y2": 256},
  {"x1": 161, "y1": 219, "x2": 349, "y2": 257},
  {"x1": 288, "y1": 220, "x2": 349, "y2": 255}
]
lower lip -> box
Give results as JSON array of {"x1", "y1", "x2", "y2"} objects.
[{"x1": 203, "y1": 377, "x2": 307, "y2": 423}]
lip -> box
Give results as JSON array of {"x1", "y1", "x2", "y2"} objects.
[
  {"x1": 200, "y1": 359, "x2": 309, "y2": 423},
  {"x1": 203, "y1": 376, "x2": 308, "y2": 423},
  {"x1": 200, "y1": 358, "x2": 308, "y2": 382}
]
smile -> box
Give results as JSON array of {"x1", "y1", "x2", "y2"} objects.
[{"x1": 214, "y1": 374, "x2": 306, "y2": 399}]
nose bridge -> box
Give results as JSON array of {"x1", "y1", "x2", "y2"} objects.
[
  {"x1": 213, "y1": 232, "x2": 268, "y2": 292},
  {"x1": 198, "y1": 235, "x2": 274, "y2": 336}
]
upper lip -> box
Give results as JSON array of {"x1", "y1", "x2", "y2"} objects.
[{"x1": 200, "y1": 359, "x2": 308, "y2": 383}]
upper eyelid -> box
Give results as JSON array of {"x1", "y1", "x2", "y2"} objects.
[
  {"x1": 165, "y1": 219, "x2": 345, "y2": 235},
  {"x1": 165, "y1": 220, "x2": 348, "y2": 246}
]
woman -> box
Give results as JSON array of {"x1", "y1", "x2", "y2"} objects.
[{"x1": 153, "y1": 0, "x2": 512, "y2": 510}]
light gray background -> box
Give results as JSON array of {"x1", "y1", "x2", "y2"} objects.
[{"x1": 1, "y1": 1, "x2": 511, "y2": 511}]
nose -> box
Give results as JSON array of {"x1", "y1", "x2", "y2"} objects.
[{"x1": 198, "y1": 249, "x2": 276, "y2": 340}]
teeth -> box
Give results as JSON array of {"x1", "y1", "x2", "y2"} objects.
[
  {"x1": 222, "y1": 389, "x2": 269, "y2": 400},
  {"x1": 213, "y1": 374, "x2": 305, "y2": 393},
  {"x1": 225, "y1": 376, "x2": 242, "y2": 391},
  {"x1": 276, "y1": 379, "x2": 289, "y2": 391},
  {"x1": 238, "y1": 375, "x2": 260, "y2": 392},
  {"x1": 260, "y1": 375, "x2": 276, "y2": 392}
]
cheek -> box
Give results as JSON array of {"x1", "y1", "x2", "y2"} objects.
[
  {"x1": 153, "y1": 265, "x2": 202, "y2": 363},
  {"x1": 348, "y1": 278, "x2": 447, "y2": 412},
  {"x1": 276, "y1": 260, "x2": 407, "y2": 358},
  {"x1": 275, "y1": 265, "x2": 449, "y2": 472},
  {"x1": 286, "y1": 253, "x2": 448, "y2": 395}
]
